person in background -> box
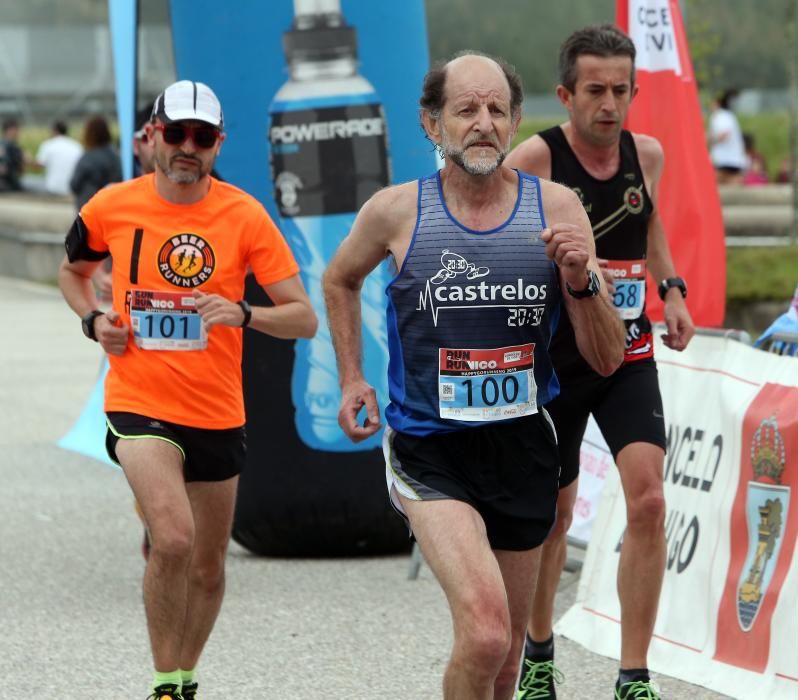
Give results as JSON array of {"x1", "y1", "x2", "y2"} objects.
[
  {"x1": 92, "y1": 107, "x2": 157, "y2": 305},
  {"x1": 70, "y1": 114, "x2": 122, "y2": 210},
  {"x1": 0, "y1": 117, "x2": 25, "y2": 192},
  {"x1": 507, "y1": 24, "x2": 694, "y2": 700},
  {"x1": 742, "y1": 132, "x2": 769, "y2": 186},
  {"x1": 708, "y1": 89, "x2": 746, "y2": 185},
  {"x1": 35, "y1": 120, "x2": 84, "y2": 196},
  {"x1": 133, "y1": 105, "x2": 158, "y2": 177},
  {"x1": 775, "y1": 156, "x2": 793, "y2": 184}
]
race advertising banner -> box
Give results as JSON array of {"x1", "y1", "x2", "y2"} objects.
[
  {"x1": 65, "y1": 1, "x2": 435, "y2": 556},
  {"x1": 556, "y1": 334, "x2": 798, "y2": 699},
  {"x1": 568, "y1": 416, "x2": 613, "y2": 545},
  {"x1": 168, "y1": 0, "x2": 436, "y2": 556},
  {"x1": 616, "y1": 0, "x2": 726, "y2": 328}
]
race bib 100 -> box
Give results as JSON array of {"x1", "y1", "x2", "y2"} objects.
[
  {"x1": 438, "y1": 343, "x2": 537, "y2": 421},
  {"x1": 128, "y1": 289, "x2": 207, "y2": 351}
]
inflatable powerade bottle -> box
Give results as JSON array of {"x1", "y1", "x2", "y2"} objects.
[{"x1": 268, "y1": 0, "x2": 391, "y2": 453}]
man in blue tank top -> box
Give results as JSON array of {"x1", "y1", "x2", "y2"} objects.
[
  {"x1": 506, "y1": 25, "x2": 695, "y2": 700},
  {"x1": 323, "y1": 51, "x2": 625, "y2": 700}
]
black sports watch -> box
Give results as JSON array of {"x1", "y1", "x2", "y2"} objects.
[
  {"x1": 658, "y1": 276, "x2": 687, "y2": 301},
  {"x1": 237, "y1": 300, "x2": 252, "y2": 327},
  {"x1": 81, "y1": 310, "x2": 105, "y2": 341},
  {"x1": 566, "y1": 269, "x2": 601, "y2": 299}
]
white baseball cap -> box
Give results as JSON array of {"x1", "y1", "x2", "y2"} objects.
[{"x1": 151, "y1": 80, "x2": 224, "y2": 128}]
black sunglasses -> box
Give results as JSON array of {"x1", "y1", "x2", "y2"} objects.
[{"x1": 153, "y1": 123, "x2": 221, "y2": 149}]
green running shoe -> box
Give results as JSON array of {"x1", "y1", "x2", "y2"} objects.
[
  {"x1": 615, "y1": 679, "x2": 662, "y2": 699},
  {"x1": 516, "y1": 658, "x2": 564, "y2": 699}
]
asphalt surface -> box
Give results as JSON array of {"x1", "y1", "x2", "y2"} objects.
[{"x1": 0, "y1": 276, "x2": 731, "y2": 699}]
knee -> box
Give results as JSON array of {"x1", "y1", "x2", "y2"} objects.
[
  {"x1": 455, "y1": 592, "x2": 512, "y2": 674},
  {"x1": 149, "y1": 521, "x2": 195, "y2": 565},
  {"x1": 626, "y1": 487, "x2": 666, "y2": 532}
]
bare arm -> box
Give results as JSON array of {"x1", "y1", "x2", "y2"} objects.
[
  {"x1": 541, "y1": 182, "x2": 625, "y2": 376},
  {"x1": 322, "y1": 184, "x2": 414, "y2": 442},
  {"x1": 635, "y1": 134, "x2": 695, "y2": 351},
  {"x1": 58, "y1": 255, "x2": 129, "y2": 355},
  {"x1": 193, "y1": 274, "x2": 317, "y2": 339}
]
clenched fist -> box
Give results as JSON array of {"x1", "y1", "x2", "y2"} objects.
[{"x1": 542, "y1": 223, "x2": 592, "y2": 290}]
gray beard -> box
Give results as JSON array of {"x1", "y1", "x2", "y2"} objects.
[
  {"x1": 446, "y1": 147, "x2": 507, "y2": 176},
  {"x1": 439, "y1": 128, "x2": 508, "y2": 177},
  {"x1": 156, "y1": 154, "x2": 208, "y2": 184}
]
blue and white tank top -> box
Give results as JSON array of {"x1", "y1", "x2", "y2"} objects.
[{"x1": 385, "y1": 170, "x2": 562, "y2": 436}]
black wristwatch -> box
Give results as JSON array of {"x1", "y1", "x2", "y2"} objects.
[
  {"x1": 566, "y1": 269, "x2": 601, "y2": 299},
  {"x1": 237, "y1": 300, "x2": 252, "y2": 327},
  {"x1": 81, "y1": 310, "x2": 105, "y2": 341},
  {"x1": 658, "y1": 276, "x2": 687, "y2": 301}
]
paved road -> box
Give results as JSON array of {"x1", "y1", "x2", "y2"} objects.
[{"x1": 0, "y1": 277, "x2": 730, "y2": 699}]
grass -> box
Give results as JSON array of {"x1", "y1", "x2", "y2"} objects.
[{"x1": 726, "y1": 246, "x2": 798, "y2": 301}]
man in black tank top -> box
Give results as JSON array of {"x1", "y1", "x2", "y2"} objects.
[
  {"x1": 324, "y1": 52, "x2": 625, "y2": 700},
  {"x1": 506, "y1": 25, "x2": 694, "y2": 700}
]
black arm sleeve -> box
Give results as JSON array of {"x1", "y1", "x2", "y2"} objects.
[{"x1": 64, "y1": 216, "x2": 109, "y2": 263}]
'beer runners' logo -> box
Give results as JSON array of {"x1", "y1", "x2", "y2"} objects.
[{"x1": 158, "y1": 233, "x2": 216, "y2": 288}]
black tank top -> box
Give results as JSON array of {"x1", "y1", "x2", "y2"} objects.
[{"x1": 539, "y1": 126, "x2": 654, "y2": 376}]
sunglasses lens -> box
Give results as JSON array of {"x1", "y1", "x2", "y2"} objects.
[
  {"x1": 194, "y1": 128, "x2": 219, "y2": 149},
  {"x1": 158, "y1": 124, "x2": 219, "y2": 149},
  {"x1": 163, "y1": 125, "x2": 186, "y2": 145}
]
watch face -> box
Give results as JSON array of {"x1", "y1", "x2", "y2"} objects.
[{"x1": 661, "y1": 277, "x2": 686, "y2": 299}]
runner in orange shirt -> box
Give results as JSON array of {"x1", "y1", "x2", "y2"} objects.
[{"x1": 58, "y1": 80, "x2": 317, "y2": 700}]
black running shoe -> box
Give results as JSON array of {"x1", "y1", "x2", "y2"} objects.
[
  {"x1": 182, "y1": 682, "x2": 198, "y2": 699},
  {"x1": 147, "y1": 683, "x2": 183, "y2": 700},
  {"x1": 516, "y1": 658, "x2": 563, "y2": 699},
  {"x1": 615, "y1": 680, "x2": 662, "y2": 699}
]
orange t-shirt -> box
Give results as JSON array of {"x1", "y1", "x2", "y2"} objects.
[{"x1": 80, "y1": 174, "x2": 299, "y2": 429}]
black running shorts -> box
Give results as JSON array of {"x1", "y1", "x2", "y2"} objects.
[
  {"x1": 384, "y1": 411, "x2": 559, "y2": 551},
  {"x1": 547, "y1": 357, "x2": 666, "y2": 488},
  {"x1": 106, "y1": 412, "x2": 246, "y2": 482}
]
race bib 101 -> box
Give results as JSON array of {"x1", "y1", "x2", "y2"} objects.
[{"x1": 128, "y1": 289, "x2": 207, "y2": 351}]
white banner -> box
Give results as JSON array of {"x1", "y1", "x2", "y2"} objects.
[
  {"x1": 628, "y1": 0, "x2": 683, "y2": 75},
  {"x1": 568, "y1": 416, "x2": 612, "y2": 545},
  {"x1": 556, "y1": 334, "x2": 798, "y2": 699}
]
